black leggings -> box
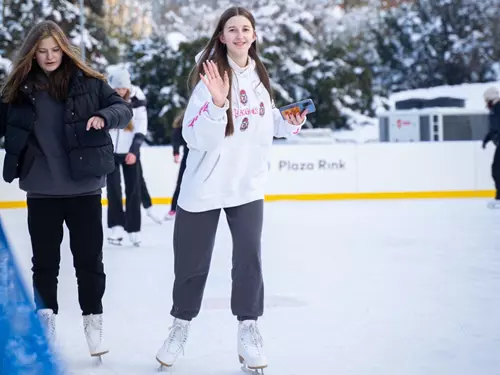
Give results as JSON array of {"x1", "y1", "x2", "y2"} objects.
[{"x1": 106, "y1": 154, "x2": 141, "y2": 233}]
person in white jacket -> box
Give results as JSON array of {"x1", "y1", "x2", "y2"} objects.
[
  {"x1": 106, "y1": 68, "x2": 149, "y2": 246},
  {"x1": 156, "y1": 6, "x2": 308, "y2": 373}
]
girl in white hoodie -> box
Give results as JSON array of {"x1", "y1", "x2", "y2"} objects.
[
  {"x1": 156, "y1": 6, "x2": 308, "y2": 373},
  {"x1": 106, "y1": 68, "x2": 148, "y2": 246}
]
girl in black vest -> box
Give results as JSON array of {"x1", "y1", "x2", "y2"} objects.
[{"x1": 0, "y1": 21, "x2": 132, "y2": 358}]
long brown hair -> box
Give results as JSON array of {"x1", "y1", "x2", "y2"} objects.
[
  {"x1": 1, "y1": 20, "x2": 105, "y2": 103},
  {"x1": 187, "y1": 7, "x2": 273, "y2": 137}
]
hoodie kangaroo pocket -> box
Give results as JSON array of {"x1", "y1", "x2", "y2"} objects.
[
  {"x1": 203, "y1": 154, "x2": 220, "y2": 183},
  {"x1": 187, "y1": 151, "x2": 222, "y2": 199}
]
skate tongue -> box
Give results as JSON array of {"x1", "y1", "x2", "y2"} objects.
[
  {"x1": 241, "y1": 320, "x2": 256, "y2": 327},
  {"x1": 174, "y1": 318, "x2": 190, "y2": 326}
]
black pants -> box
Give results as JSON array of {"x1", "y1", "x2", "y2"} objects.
[
  {"x1": 170, "y1": 148, "x2": 188, "y2": 212},
  {"x1": 170, "y1": 199, "x2": 264, "y2": 321},
  {"x1": 138, "y1": 159, "x2": 152, "y2": 209},
  {"x1": 107, "y1": 154, "x2": 141, "y2": 233},
  {"x1": 27, "y1": 195, "x2": 105, "y2": 315},
  {"x1": 493, "y1": 146, "x2": 500, "y2": 199}
]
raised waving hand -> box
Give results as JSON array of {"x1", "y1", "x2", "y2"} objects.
[{"x1": 200, "y1": 60, "x2": 229, "y2": 108}]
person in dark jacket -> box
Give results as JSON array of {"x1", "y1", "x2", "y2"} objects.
[
  {"x1": 483, "y1": 87, "x2": 500, "y2": 208},
  {"x1": 0, "y1": 21, "x2": 132, "y2": 357},
  {"x1": 165, "y1": 109, "x2": 188, "y2": 220}
]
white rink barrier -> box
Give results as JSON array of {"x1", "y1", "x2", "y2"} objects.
[{"x1": 0, "y1": 142, "x2": 495, "y2": 208}]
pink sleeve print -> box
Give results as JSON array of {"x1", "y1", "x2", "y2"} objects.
[{"x1": 187, "y1": 101, "x2": 209, "y2": 127}]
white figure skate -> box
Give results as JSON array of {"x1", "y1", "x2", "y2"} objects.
[
  {"x1": 129, "y1": 232, "x2": 141, "y2": 247},
  {"x1": 156, "y1": 318, "x2": 190, "y2": 370},
  {"x1": 107, "y1": 226, "x2": 124, "y2": 246},
  {"x1": 146, "y1": 207, "x2": 163, "y2": 225},
  {"x1": 238, "y1": 320, "x2": 267, "y2": 374},
  {"x1": 83, "y1": 314, "x2": 109, "y2": 363},
  {"x1": 37, "y1": 309, "x2": 56, "y2": 345}
]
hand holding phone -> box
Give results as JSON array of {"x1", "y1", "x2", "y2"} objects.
[{"x1": 279, "y1": 98, "x2": 316, "y2": 120}]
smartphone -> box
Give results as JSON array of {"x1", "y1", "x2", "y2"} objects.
[{"x1": 279, "y1": 98, "x2": 316, "y2": 119}]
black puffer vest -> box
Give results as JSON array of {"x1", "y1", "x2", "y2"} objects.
[{"x1": 1, "y1": 70, "x2": 133, "y2": 183}]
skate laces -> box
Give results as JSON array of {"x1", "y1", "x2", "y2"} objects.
[
  {"x1": 165, "y1": 321, "x2": 189, "y2": 355},
  {"x1": 48, "y1": 316, "x2": 56, "y2": 338},
  {"x1": 84, "y1": 315, "x2": 103, "y2": 344},
  {"x1": 39, "y1": 311, "x2": 55, "y2": 338},
  {"x1": 241, "y1": 322, "x2": 263, "y2": 352}
]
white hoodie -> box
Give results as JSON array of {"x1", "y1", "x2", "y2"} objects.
[
  {"x1": 177, "y1": 55, "x2": 303, "y2": 212},
  {"x1": 109, "y1": 85, "x2": 148, "y2": 154}
]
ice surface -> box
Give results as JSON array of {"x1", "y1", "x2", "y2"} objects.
[{"x1": 1, "y1": 199, "x2": 500, "y2": 375}]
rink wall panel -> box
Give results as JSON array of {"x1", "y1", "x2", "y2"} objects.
[{"x1": 0, "y1": 142, "x2": 495, "y2": 208}]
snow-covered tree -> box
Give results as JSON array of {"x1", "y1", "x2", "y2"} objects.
[
  {"x1": 374, "y1": 0, "x2": 500, "y2": 92},
  {"x1": 25, "y1": 0, "x2": 493, "y2": 143},
  {"x1": 251, "y1": 1, "x2": 319, "y2": 104},
  {"x1": 0, "y1": 0, "x2": 123, "y2": 71},
  {"x1": 0, "y1": 0, "x2": 47, "y2": 56},
  {"x1": 104, "y1": 0, "x2": 152, "y2": 65},
  {"x1": 126, "y1": 34, "x2": 207, "y2": 144},
  {"x1": 126, "y1": 0, "x2": 385, "y2": 140}
]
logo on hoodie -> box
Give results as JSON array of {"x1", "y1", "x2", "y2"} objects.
[
  {"x1": 259, "y1": 102, "x2": 265, "y2": 117},
  {"x1": 240, "y1": 117, "x2": 249, "y2": 131},
  {"x1": 240, "y1": 89, "x2": 248, "y2": 105}
]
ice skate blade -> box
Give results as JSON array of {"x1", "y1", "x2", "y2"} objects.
[
  {"x1": 108, "y1": 238, "x2": 122, "y2": 246},
  {"x1": 91, "y1": 350, "x2": 109, "y2": 357},
  {"x1": 239, "y1": 355, "x2": 267, "y2": 373},
  {"x1": 156, "y1": 357, "x2": 173, "y2": 372},
  {"x1": 241, "y1": 365, "x2": 265, "y2": 374}
]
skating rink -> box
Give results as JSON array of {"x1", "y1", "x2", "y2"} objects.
[{"x1": 1, "y1": 198, "x2": 500, "y2": 375}]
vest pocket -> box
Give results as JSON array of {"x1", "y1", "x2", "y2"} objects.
[
  {"x1": 68, "y1": 144, "x2": 114, "y2": 180},
  {"x1": 19, "y1": 143, "x2": 40, "y2": 181}
]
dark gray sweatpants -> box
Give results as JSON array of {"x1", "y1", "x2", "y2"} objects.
[{"x1": 170, "y1": 199, "x2": 264, "y2": 321}]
